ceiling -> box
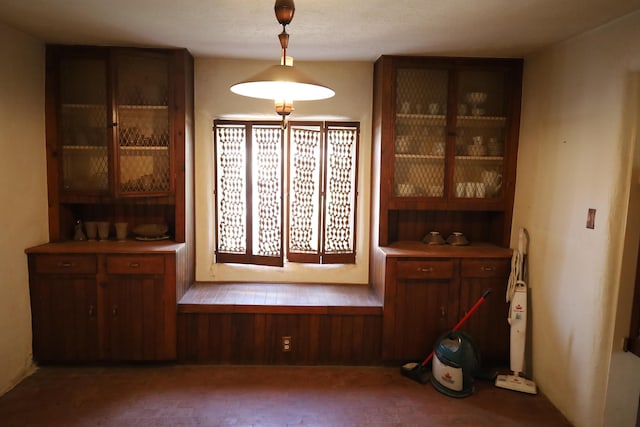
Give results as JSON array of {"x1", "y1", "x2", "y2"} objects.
[{"x1": 0, "y1": 0, "x2": 639, "y2": 61}]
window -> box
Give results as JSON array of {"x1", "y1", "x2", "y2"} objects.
[{"x1": 214, "y1": 120, "x2": 359, "y2": 267}]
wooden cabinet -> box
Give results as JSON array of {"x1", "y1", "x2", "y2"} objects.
[
  {"x1": 27, "y1": 244, "x2": 184, "y2": 362},
  {"x1": 371, "y1": 55, "x2": 522, "y2": 247},
  {"x1": 379, "y1": 246, "x2": 512, "y2": 367},
  {"x1": 383, "y1": 259, "x2": 454, "y2": 361},
  {"x1": 104, "y1": 255, "x2": 175, "y2": 360},
  {"x1": 370, "y1": 56, "x2": 521, "y2": 366},
  {"x1": 29, "y1": 255, "x2": 99, "y2": 361},
  {"x1": 458, "y1": 258, "x2": 511, "y2": 366},
  {"x1": 45, "y1": 45, "x2": 194, "y2": 243},
  {"x1": 30, "y1": 44, "x2": 195, "y2": 363}
]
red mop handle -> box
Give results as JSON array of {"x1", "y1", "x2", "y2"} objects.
[
  {"x1": 420, "y1": 288, "x2": 492, "y2": 367},
  {"x1": 451, "y1": 288, "x2": 492, "y2": 331}
]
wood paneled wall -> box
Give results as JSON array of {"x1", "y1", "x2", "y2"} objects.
[{"x1": 177, "y1": 312, "x2": 382, "y2": 365}]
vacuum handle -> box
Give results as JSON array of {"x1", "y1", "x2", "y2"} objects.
[
  {"x1": 452, "y1": 288, "x2": 492, "y2": 331},
  {"x1": 420, "y1": 288, "x2": 492, "y2": 367}
]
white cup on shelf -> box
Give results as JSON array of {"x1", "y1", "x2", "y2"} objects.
[
  {"x1": 97, "y1": 221, "x2": 110, "y2": 241},
  {"x1": 115, "y1": 222, "x2": 128, "y2": 241},
  {"x1": 85, "y1": 221, "x2": 98, "y2": 240},
  {"x1": 476, "y1": 182, "x2": 486, "y2": 198},
  {"x1": 465, "y1": 182, "x2": 476, "y2": 198}
]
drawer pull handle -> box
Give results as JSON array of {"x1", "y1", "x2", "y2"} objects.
[
  {"x1": 88, "y1": 305, "x2": 95, "y2": 317},
  {"x1": 129, "y1": 262, "x2": 140, "y2": 268},
  {"x1": 419, "y1": 267, "x2": 434, "y2": 273},
  {"x1": 481, "y1": 266, "x2": 495, "y2": 272},
  {"x1": 112, "y1": 305, "x2": 118, "y2": 317},
  {"x1": 58, "y1": 262, "x2": 75, "y2": 268},
  {"x1": 440, "y1": 306, "x2": 446, "y2": 318}
]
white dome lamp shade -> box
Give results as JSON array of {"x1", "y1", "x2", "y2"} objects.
[{"x1": 229, "y1": 0, "x2": 335, "y2": 128}]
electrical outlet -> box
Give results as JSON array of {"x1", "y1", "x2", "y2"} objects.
[{"x1": 282, "y1": 336, "x2": 292, "y2": 352}]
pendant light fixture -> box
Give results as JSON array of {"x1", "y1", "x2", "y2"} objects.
[{"x1": 230, "y1": 0, "x2": 335, "y2": 128}]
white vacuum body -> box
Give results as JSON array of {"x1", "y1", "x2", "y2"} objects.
[{"x1": 495, "y1": 228, "x2": 537, "y2": 395}]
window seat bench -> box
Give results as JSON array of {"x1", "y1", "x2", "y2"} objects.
[
  {"x1": 178, "y1": 282, "x2": 383, "y2": 315},
  {"x1": 176, "y1": 283, "x2": 384, "y2": 364}
]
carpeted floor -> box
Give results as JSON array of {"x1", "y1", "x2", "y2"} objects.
[{"x1": 0, "y1": 364, "x2": 571, "y2": 426}]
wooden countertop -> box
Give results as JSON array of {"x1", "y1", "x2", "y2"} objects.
[
  {"x1": 25, "y1": 239, "x2": 185, "y2": 254},
  {"x1": 378, "y1": 240, "x2": 513, "y2": 258}
]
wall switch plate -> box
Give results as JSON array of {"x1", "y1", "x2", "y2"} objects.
[{"x1": 586, "y1": 208, "x2": 596, "y2": 229}]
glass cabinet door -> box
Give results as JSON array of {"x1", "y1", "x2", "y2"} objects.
[
  {"x1": 394, "y1": 67, "x2": 448, "y2": 198},
  {"x1": 453, "y1": 69, "x2": 507, "y2": 200},
  {"x1": 115, "y1": 52, "x2": 171, "y2": 196},
  {"x1": 59, "y1": 56, "x2": 109, "y2": 193}
]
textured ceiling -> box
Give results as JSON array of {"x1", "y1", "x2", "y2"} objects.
[{"x1": 0, "y1": 0, "x2": 639, "y2": 60}]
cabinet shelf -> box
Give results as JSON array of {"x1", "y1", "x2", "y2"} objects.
[
  {"x1": 119, "y1": 146, "x2": 169, "y2": 151},
  {"x1": 62, "y1": 103, "x2": 103, "y2": 109},
  {"x1": 395, "y1": 153, "x2": 444, "y2": 160},
  {"x1": 62, "y1": 145, "x2": 107, "y2": 151},
  {"x1": 455, "y1": 155, "x2": 503, "y2": 161},
  {"x1": 119, "y1": 104, "x2": 169, "y2": 111},
  {"x1": 396, "y1": 113, "x2": 507, "y2": 126},
  {"x1": 457, "y1": 115, "x2": 507, "y2": 124}
]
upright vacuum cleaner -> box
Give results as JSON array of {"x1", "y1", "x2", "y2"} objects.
[{"x1": 495, "y1": 228, "x2": 538, "y2": 394}]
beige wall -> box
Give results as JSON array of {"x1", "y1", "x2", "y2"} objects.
[
  {"x1": 194, "y1": 58, "x2": 372, "y2": 283},
  {"x1": 0, "y1": 23, "x2": 47, "y2": 394},
  {"x1": 515, "y1": 10, "x2": 640, "y2": 427}
]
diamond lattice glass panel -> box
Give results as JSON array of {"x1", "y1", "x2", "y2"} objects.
[
  {"x1": 454, "y1": 70, "x2": 507, "y2": 199},
  {"x1": 117, "y1": 54, "x2": 170, "y2": 194},
  {"x1": 59, "y1": 58, "x2": 108, "y2": 191},
  {"x1": 289, "y1": 126, "x2": 321, "y2": 253},
  {"x1": 216, "y1": 125, "x2": 247, "y2": 254},
  {"x1": 324, "y1": 126, "x2": 357, "y2": 254},
  {"x1": 395, "y1": 68, "x2": 448, "y2": 197},
  {"x1": 252, "y1": 126, "x2": 282, "y2": 257}
]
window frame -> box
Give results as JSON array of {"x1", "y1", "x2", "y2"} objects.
[
  {"x1": 213, "y1": 120, "x2": 284, "y2": 267},
  {"x1": 286, "y1": 121, "x2": 359, "y2": 264},
  {"x1": 212, "y1": 119, "x2": 359, "y2": 267}
]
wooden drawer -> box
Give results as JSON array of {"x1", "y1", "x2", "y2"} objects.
[
  {"x1": 33, "y1": 254, "x2": 97, "y2": 274},
  {"x1": 106, "y1": 255, "x2": 165, "y2": 275},
  {"x1": 460, "y1": 259, "x2": 509, "y2": 278},
  {"x1": 396, "y1": 260, "x2": 453, "y2": 280}
]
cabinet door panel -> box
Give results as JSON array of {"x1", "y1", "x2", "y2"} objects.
[
  {"x1": 105, "y1": 275, "x2": 171, "y2": 360},
  {"x1": 454, "y1": 69, "x2": 510, "y2": 201},
  {"x1": 115, "y1": 51, "x2": 172, "y2": 196},
  {"x1": 459, "y1": 259, "x2": 510, "y2": 367},
  {"x1": 394, "y1": 67, "x2": 449, "y2": 199},
  {"x1": 58, "y1": 53, "x2": 110, "y2": 194},
  {"x1": 30, "y1": 275, "x2": 99, "y2": 361},
  {"x1": 394, "y1": 278, "x2": 450, "y2": 361}
]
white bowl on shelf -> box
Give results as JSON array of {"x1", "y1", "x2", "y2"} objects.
[
  {"x1": 396, "y1": 183, "x2": 417, "y2": 196},
  {"x1": 466, "y1": 92, "x2": 487, "y2": 105},
  {"x1": 396, "y1": 136, "x2": 412, "y2": 153},
  {"x1": 466, "y1": 144, "x2": 487, "y2": 156}
]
